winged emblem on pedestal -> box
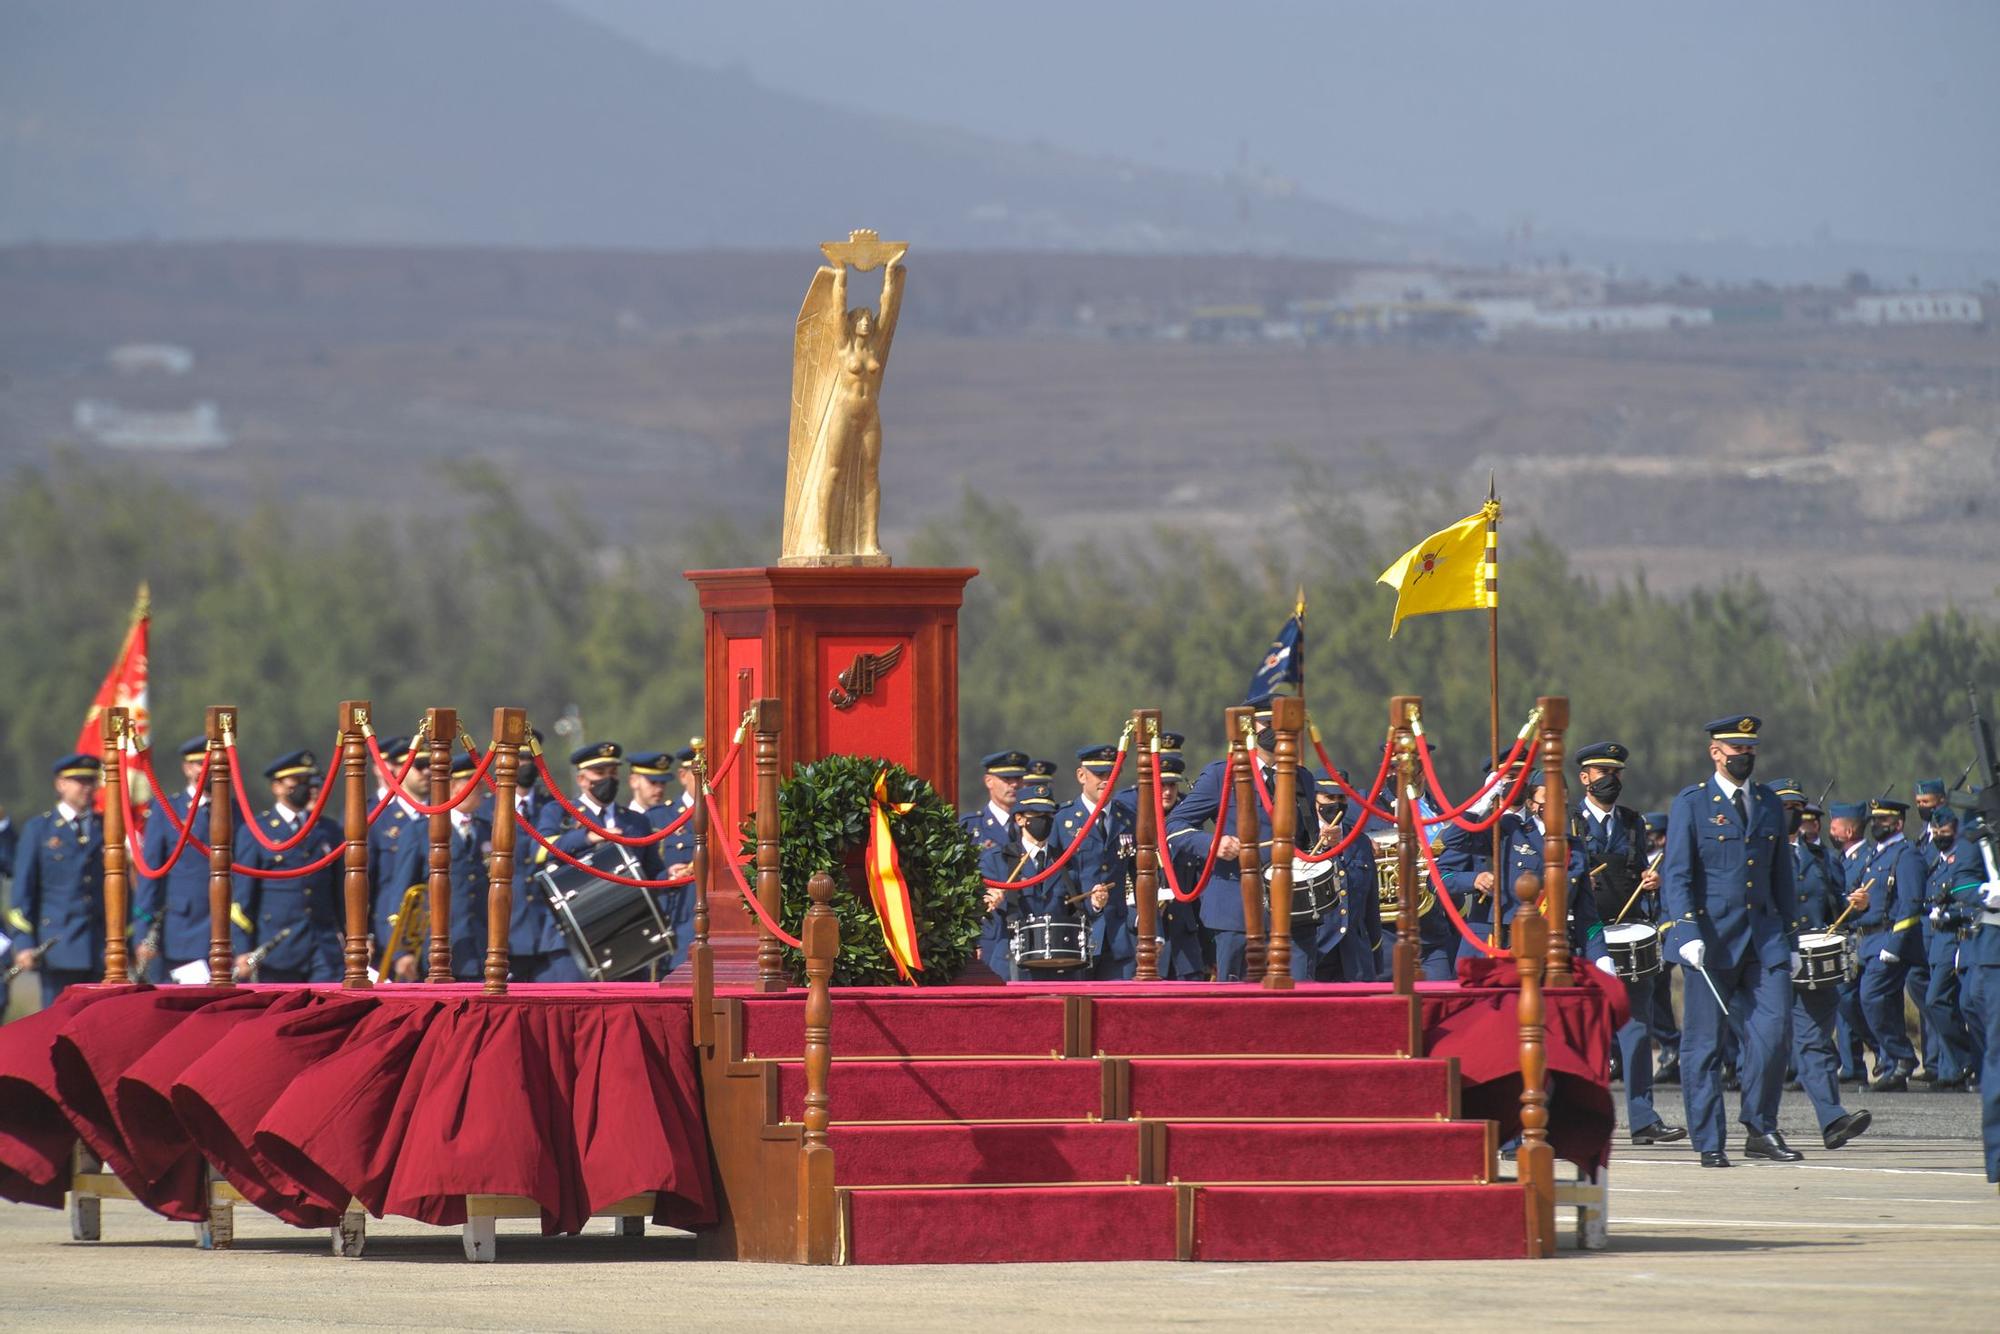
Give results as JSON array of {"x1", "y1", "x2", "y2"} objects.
[{"x1": 829, "y1": 644, "x2": 904, "y2": 710}]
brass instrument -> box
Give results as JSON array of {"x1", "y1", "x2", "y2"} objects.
[
  {"x1": 377, "y1": 883, "x2": 429, "y2": 979},
  {"x1": 1368, "y1": 829, "x2": 1438, "y2": 919}
]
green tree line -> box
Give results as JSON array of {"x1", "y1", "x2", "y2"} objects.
[{"x1": 1, "y1": 452, "x2": 1995, "y2": 825}]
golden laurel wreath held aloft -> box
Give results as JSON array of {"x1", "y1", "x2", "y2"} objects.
[{"x1": 781, "y1": 229, "x2": 907, "y2": 566}]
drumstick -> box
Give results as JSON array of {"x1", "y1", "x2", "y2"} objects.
[
  {"x1": 1690, "y1": 961, "x2": 1731, "y2": 1018},
  {"x1": 1827, "y1": 876, "x2": 1876, "y2": 933},
  {"x1": 1613, "y1": 853, "x2": 1664, "y2": 924}
]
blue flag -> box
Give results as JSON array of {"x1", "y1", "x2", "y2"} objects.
[{"x1": 1246, "y1": 612, "x2": 1304, "y2": 703}]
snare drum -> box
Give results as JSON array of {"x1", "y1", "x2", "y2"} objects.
[
  {"x1": 1264, "y1": 854, "x2": 1344, "y2": 922},
  {"x1": 1792, "y1": 931, "x2": 1857, "y2": 991},
  {"x1": 1012, "y1": 915, "x2": 1092, "y2": 971},
  {"x1": 1602, "y1": 922, "x2": 1661, "y2": 982},
  {"x1": 533, "y1": 844, "x2": 677, "y2": 981}
]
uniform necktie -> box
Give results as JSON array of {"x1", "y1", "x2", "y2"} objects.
[{"x1": 1732, "y1": 790, "x2": 1747, "y2": 825}]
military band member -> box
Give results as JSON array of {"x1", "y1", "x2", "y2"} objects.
[
  {"x1": 368, "y1": 735, "x2": 429, "y2": 982},
  {"x1": 1572, "y1": 742, "x2": 1685, "y2": 1145},
  {"x1": 1660, "y1": 715, "x2": 1801, "y2": 1166},
  {"x1": 528, "y1": 741, "x2": 660, "y2": 982},
  {"x1": 981, "y1": 782, "x2": 1082, "y2": 980},
  {"x1": 1373, "y1": 742, "x2": 1456, "y2": 982},
  {"x1": 446, "y1": 753, "x2": 491, "y2": 981},
  {"x1": 1291, "y1": 775, "x2": 1380, "y2": 982},
  {"x1": 1775, "y1": 779, "x2": 1871, "y2": 1149},
  {"x1": 1642, "y1": 810, "x2": 1683, "y2": 1083},
  {"x1": 231, "y1": 750, "x2": 343, "y2": 983},
  {"x1": 1919, "y1": 807, "x2": 1979, "y2": 1089},
  {"x1": 1063, "y1": 744, "x2": 1136, "y2": 980},
  {"x1": 8, "y1": 754, "x2": 106, "y2": 1005},
  {"x1": 133, "y1": 736, "x2": 214, "y2": 982},
  {"x1": 1454, "y1": 770, "x2": 1605, "y2": 970},
  {"x1": 1936, "y1": 838, "x2": 2000, "y2": 1182},
  {"x1": 630, "y1": 750, "x2": 695, "y2": 972},
  {"x1": 960, "y1": 751, "x2": 1028, "y2": 856},
  {"x1": 1153, "y1": 755, "x2": 1207, "y2": 980},
  {"x1": 1847, "y1": 798, "x2": 1926, "y2": 1090},
  {"x1": 1827, "y1": 800, "x2": 1877, "y2": 1082},
  {"x1": 1913, "y1": 778, "x2": 1948, "y2": 843},
  {"x1": 674, "y1": 746, "x2": 699, "y2": 812}
]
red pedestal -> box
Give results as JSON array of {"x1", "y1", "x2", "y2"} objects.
[{"x1": 684, "y1": 565, "x2": 978, "y2": 980}]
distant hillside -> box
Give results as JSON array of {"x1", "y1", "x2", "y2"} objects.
[{"x1": 0, "y1": 0, "x2": 1430, "y2": 260}]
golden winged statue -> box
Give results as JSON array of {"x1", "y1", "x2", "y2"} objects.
[{"x1": 781, "y1": 230, "x2": 907, "y2": 566}]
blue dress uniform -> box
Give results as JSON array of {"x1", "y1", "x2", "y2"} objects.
[
  {"x1": 1452, "y1": 802, "x2": 1606, "y2": 970},
  {"x1": 368, "y1": 737, "x2": 429, "y2": 978},
  {"x1": 1060, "y1": 745, "x2": 1137, "y2": 981},
  {"x1": 1939, "y1": 845, "x2": 2000, "y2": 1182},
  {"x1": 446, "y1": 755, "x2": 491, "y2": 981},
  {"x1": 1573, "y1": 741, "x2": 1685, "y2": 1145},
  {"x1": 1774, "y1": 780, "x2": 1871, "y2": 1149},
  {"x1": 1289, "y1": 778, "x2": 1379, "y2": 983},
  {"x1": 1659, "y1": 715, "x2": 1800, "y2": 1164},
  {"x1": 993, "y1": 784, "x2": 1084, "y2": 980},
  {"x1": 1641, "y1": 810, "x2": 1683, "y2": 1082},
  {"x1": 1165, "y1": 746, "x2": 1319, "y2": 983},
  {"x1": 531, "y1": 742, "x2": 662, "y2": 982},
  {"x1": 1919, "y1": 809, "x2": 1980, "y2": 1087},
  {"x1": 630, "y1": 751, "x2": 696, "y2": 974},
  {"x1": 11, "y1": 754, "x2": 107, "y2": 1006},
  {"x1": 1847, "y1": 799, "x2": 1927, "y2": 1089},
  {"x1": 959, "y1": 751, "x2": 1028, "y2": 858},
  {"x1": 231, "y1": 751, "x2": 344, "y2": 983},
  {"x1": 1153, "y1": 756, "x2": 1207, "y2": 980},
  {"x1": 1383, "y1": 749, "x2": 1466, "y2": 981},
  {"x1": 134, "y1": 737, "x2": 215, "y2": 978}
]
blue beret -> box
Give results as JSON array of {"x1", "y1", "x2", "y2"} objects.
[
  {"x1": 1575, "y1": 741, "x2": 1628, "y2": 768},
  {"x1": 178, "y1": 735, "x2": 208, "y2": 759},
  {"x1": 264, "y1": 749, "x2": 320, "y2": 780},
  {"x1": 1076, "y1": 744, "x2": 1118, "y2": 771},
  {"x1": 1704, "y1": 714, "x2": 1762, "y2": 745},
  {"x1": 1914, "y1": 778, "x2": 1946, "y2": 798},
  {"x1": 981, "y1": 750, "x2": 1029, "y2": 778},
  {"x1": 628, "y1": 751, "x2": 674, "y2": 778},
  {"x1": 569, "y1": 741, "x2": 622, "y2": 767},
  {"x1": 1015, "y1": 782, "x2": 1059, "y2": 813},
  {"x1": 53, "y1": 752, "x2": 102, "y2": 779}
]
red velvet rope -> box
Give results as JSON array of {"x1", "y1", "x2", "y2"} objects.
[
  {"x1": 1312, "y1": 736, "x2": 1398, "y2": 825},
  {"x1": 1414, "y1": 799, "x2": 1505, "y2": 958},
  {"x1": 1427, "y1": 746, "x2": 1539, "y2": 835},
  {"x1": 1414, "y1": 728, "x2": 1536, "y2": 828},
  {"x1": 700, "y1": 788, "x2": 802, "y2": 949},
  {"x1": 118, "y1": 762, "x2": 203, "y2": 879},
  {"x1": 979, "y1": 744, "x2": 1129, "y2": 891},
  {"x1": 527, "y1": 749, "x2": 695, "y2": 846},
  {"x1": 513, "y1": 817, "x2": 695, "y2": 889},
  {"x1": 226, "y1": 738, "x2": 341, "y2": 851},
  {"x1": 1152, "y1": 756, "x2": 1231, "y2": 902},
  {"x1": 364, "y1": 732, "x2": 494, "y2": 815}
]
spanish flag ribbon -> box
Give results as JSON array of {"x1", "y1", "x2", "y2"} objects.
[
  {"x1": 1376, "y1": 500, "x2": 1499, "y2": 637},
  {"x1": 865, "y1": 770, "x2": 924, "y2": 983}
]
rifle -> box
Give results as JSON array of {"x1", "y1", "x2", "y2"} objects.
[{"x1": 1967, "y1": 683, "x2": 2000, "y2": 880}]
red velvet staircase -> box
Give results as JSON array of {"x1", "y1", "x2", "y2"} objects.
[{"x1": 697, "y1": 985, "x2": 1530, "y2": 1264}]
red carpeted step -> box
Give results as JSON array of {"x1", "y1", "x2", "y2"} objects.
[
  {"x1": 1158, "y1": 1121, "x2": 1490, "y2": 1183},
  {"x1": 740, "y1": 996, "x2": 1068, "y2": 1059},
  {"x1": 844, "y1": 1185, "x2": 1179, "y2": 1264},
  {"x1": 1091, "y1": 994, "x2": 1415, "y2": 1057},
  {"x1": 1128, "y1": 1058, "x2": 1452, "y2": 1120},
  {"x1": 777, "y1": 1058, "x2": 1104, "y2": 1123},
  {"x1": 829, "y1": 1122, "x2": 1141, "y2": 1186},
  {"x1": 1192, "y1": 1183, "x2": 1527, "y2": 1261}
]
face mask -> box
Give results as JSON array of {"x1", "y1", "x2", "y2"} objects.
[
  {"x1": 286, "y1": 783, "x2": 314, "y2": 812},
  {"x1": 1785, "y1": 807, "x2": 1803, "y2": 834},
  {"x1": 587, "y1": 776, "x2": 618, "y2": 806},
  {"x1": 1869, "y1": 820, "x2": 1895, "y2": 843},
  {"x1": 1024, "y1": 814, "x2": 1054, "y2": 842},
  {"x1": 1585, "y1": 775, "x2": 1622, "y2": 804},
  {"x1": 1255, "y1": 728, "x2": 1277, "y2": 754},
  {"x1": 1722, "y1": 752, "x2": 1755, "y2": 781},
  {"x1": 1934, "y1": 832, "x2": 1956, "y2": 851}
]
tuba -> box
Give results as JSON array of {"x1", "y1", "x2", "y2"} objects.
[{"x1": 1368, "y1": 829, "x2": 1438, "y2": 920}]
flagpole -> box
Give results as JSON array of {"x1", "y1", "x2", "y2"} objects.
[{"x1": 1486, "y1": 479, "x2": 1504, "y2": 954}]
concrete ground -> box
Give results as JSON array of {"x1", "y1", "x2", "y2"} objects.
[{"x1": 1, "y1": 1081, "x2": 1992, "y2": 1332}]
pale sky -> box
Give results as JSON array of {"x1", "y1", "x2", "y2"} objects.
[{"x1": 562, "y1": 0, "x2": 1999, "y2": 255}]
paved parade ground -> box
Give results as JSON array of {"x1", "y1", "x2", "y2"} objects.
[{"x1": 2, "y1": 1086, "x2": 1992, "y2": 1332}]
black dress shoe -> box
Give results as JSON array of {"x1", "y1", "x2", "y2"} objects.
[
  {"x1": 1785, "y1": 1079, "x2": 1803, "y2": 1092},
  {"x1": 1935, "y1": 1072, "x2": 1972, "y2": 1091},
  {"x1": 1837, "y1": 1068, "x2": 1866, "y2": 1084},
  {"x1": 1654, "y1": 1056, "x2": 1681, "y2": 1085},
  {"x1": 1700, "y1": 1150, "x2": 1732, "y2": 1168},
  {"x1": 1868, "y1": 1070, "x2": 1909, "y2": 1092},
  {"x1": 1822, "y1": 1109, "x2": 1872, "y2": 1150},
  {"x1": 1630, "y1": 1121, "x2": 1689, "y2": 1145},
  {"x1": 1744, "y1": 1131, "x2": 1804, "y2": 1162},
  {"x1": 1723, "y1": 1067, "x2": 1742, "y2": 1092},
  {"x1": 1917, "y1": 1067, "x2": 1942, "y2": 1084}
]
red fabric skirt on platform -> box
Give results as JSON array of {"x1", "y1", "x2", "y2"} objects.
[{"x1": 0, "y1": 983, "x2": 715, "y2": 1235}]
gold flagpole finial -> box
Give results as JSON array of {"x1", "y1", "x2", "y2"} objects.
[
  {"x1": 132, "y1": 581, "x2": 151, "y2": 624},
  {"x1": 1295, "y1": 585, "x2": 1307, "y2": 621}
]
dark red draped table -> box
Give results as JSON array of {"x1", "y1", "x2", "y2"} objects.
[{"x1": 0, "y1": 983, "x2": 715, "y2": 1235}]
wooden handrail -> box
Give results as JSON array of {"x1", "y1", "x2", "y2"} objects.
[
  {"x1": 100, "y1": 709, "x2": 132, "y2": 984},
  {"x1": 482, "y1": 708, "x2": 526, "y2": 996},
  {"x1": 1262, "y1": 697, "x2": 1302, "y2": 989},
  {"x1": 688, "y1": 736, "x2": 715, "y2": 1048},
  {"x1": 338, "y1": 700, "x2": 372, "y2": 989},
  {"x1": 1389, "y1": 696, "x2": 1421, "y2": 995},
  {"x1": 1226, "y1": 706, "x2": 1264, "y2": 980},
  {"x1": 1513, "y1": 869, "x2": 1557, "y2": 1256},
  {"x1": 205, "y1": 707, "x2": 238, "y2": 986},
  {"x1": 752, "y1": 698, "x2": 787, "y2": 993},
  {"x1": 797, "y1": 870, "x2": 838, "y2": 1263},
  {"x1": 1132, "y1": 709, "x2": 1162, "y2": 982},
  {"x1": 1537, "y1": 697, "x2": 1573, "y2": 987},
  {"x1": 425, "y1": 708, "x2": 458, "y2": 984}
]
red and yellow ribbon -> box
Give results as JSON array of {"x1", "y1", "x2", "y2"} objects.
[{"x1": 866, "y1": 770, "x2": 924, "y2": 982}]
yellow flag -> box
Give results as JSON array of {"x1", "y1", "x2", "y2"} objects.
[{"x1": 1376, "y1": 500, "x2": 1498, "y2": 637}]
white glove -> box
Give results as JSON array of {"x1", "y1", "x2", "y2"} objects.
[
  {"x1": 1592, "y1": 954, "x2": 1618, "y2": 977},
  {"x1": 1788, "y1": 951, "x2": 1801, "y2": 974},
  {"x1": 1982, "y1": 880, "x2": 2000, "y2": 910},
  {"x1": 1678, "y1": 939, "x2": 1705, "y2": 969},
  {"x1": 1878, "y1": 948, "x2": 1898, "y2": 964}
]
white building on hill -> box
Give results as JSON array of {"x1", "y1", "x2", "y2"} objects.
[{"x1": 1838, "y1": 292, "x2": 1984, "y2": 326}]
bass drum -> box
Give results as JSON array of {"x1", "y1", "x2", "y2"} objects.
[{"x1": 533, "y1": 843, "x2": 677, "y2": 981}]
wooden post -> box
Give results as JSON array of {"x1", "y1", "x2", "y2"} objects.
[
  {"x1": 1226, "y1": 706, "x2": 1264, "y2": 981},
  {"x1": 425, "y1": 708, "x2": 457, "y2": 984},
  {"x1": 483, "y1": 708, "x2": 526, "y2": 996},
  {"x1": 1133, "y1": 709, "x2": 1162, "y2": 982},
  {"x1": 1537, "y1": 696, "x2": 1573, "y2": 988},
  {"x1": 1390, "y1": 696, "x2": 1422, "y2": 995},
  {"x1": 338, "y1": 701, "x2": 372, "y2": 989},
  {"x1": 99, "y1": 709, "x2": 131, "y2": 984},
  {"x1": 1513, "y1": 870, "x2": 1557, "y2": 1257},
  {"x1": 206, "y1": 708, "x2": 237, "y2": 986},
  {"x1": 752, "y1": 698, "x2": 787, "y2": 993},
  {"x1": 797, "y1": 870, "x2": 839, "y2": 1264},
  {"x1": 1261, "y1": 699, "x2": 1302, "y2": 989},
  {"x1": 689, "y1": 737, "x2": 715, "y2": 1047}
]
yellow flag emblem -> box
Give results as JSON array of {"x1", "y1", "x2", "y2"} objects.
[{"x1": 1376, "y1": 500, "x2": 1498, "y2": 637}]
